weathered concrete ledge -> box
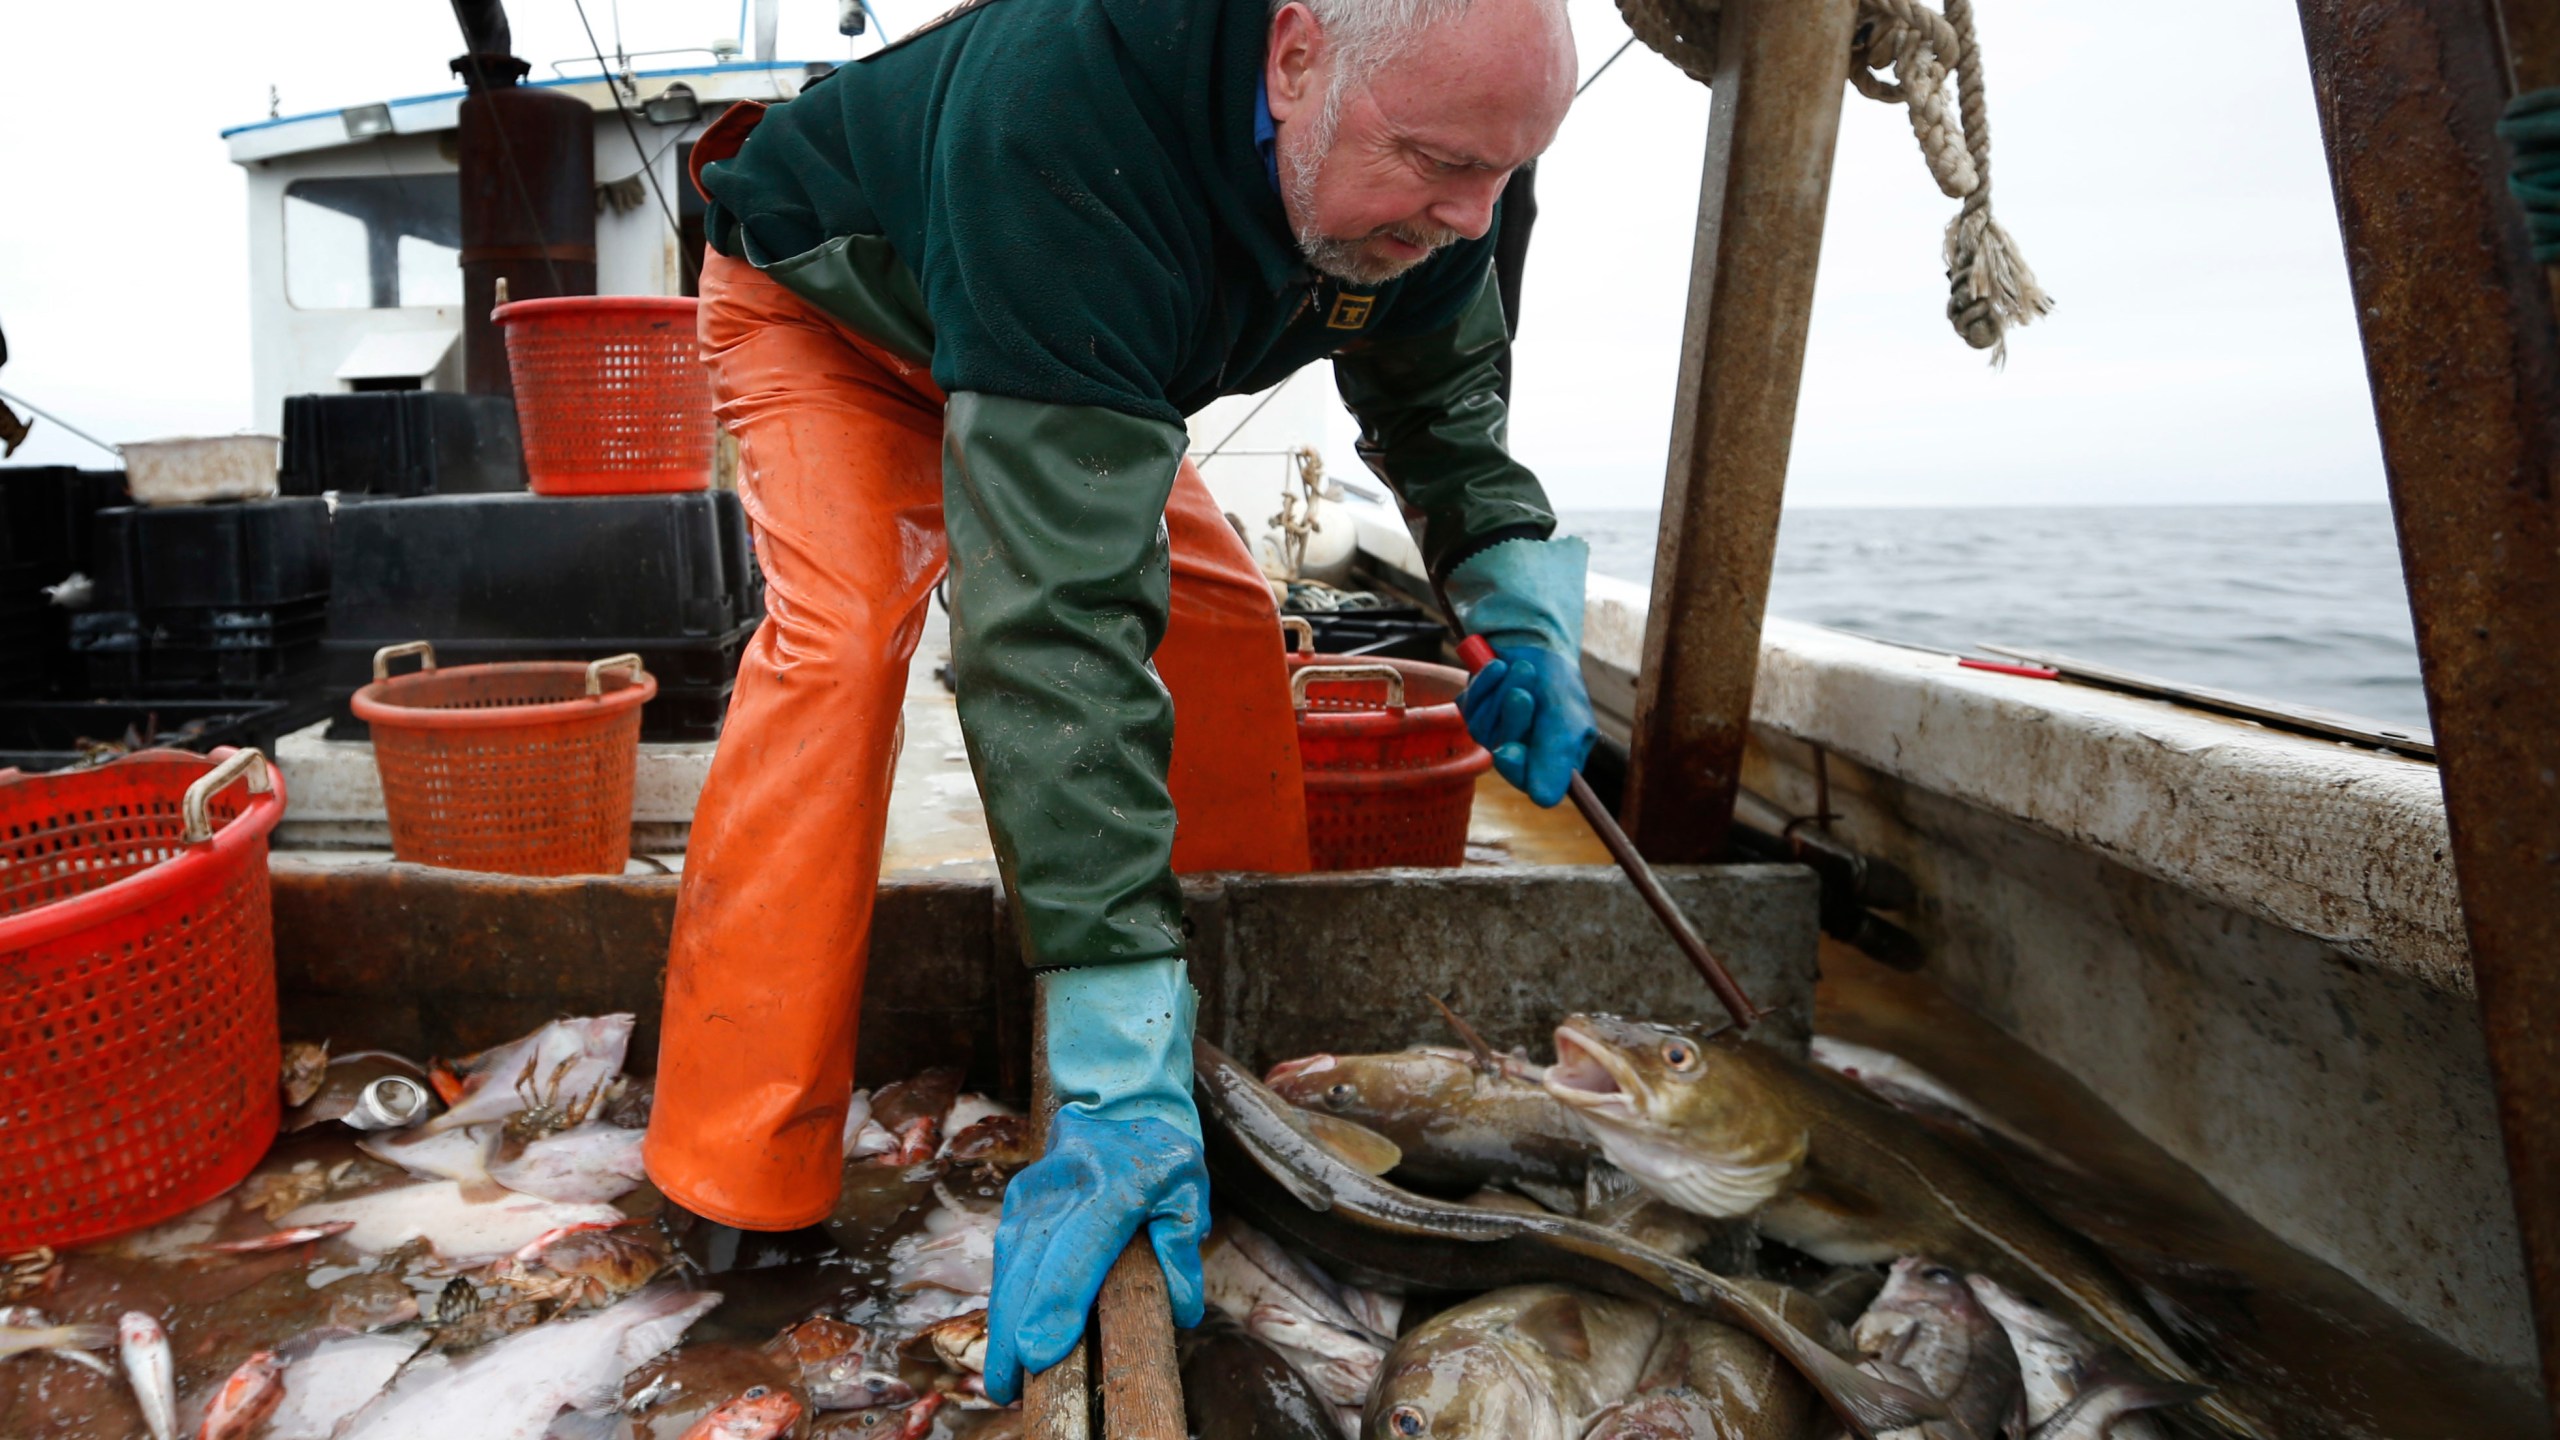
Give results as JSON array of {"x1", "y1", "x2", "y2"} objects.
[
  {"x1": 267, "y1": 858, "x2": 1817, "y2": 1086},
  {"x1": 1581, "y1": 571, "x2": 2465, "y2": 997}
]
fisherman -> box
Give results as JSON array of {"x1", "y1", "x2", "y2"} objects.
[{"x1": 643, "y1": 0, "x2": 1595, "y2": 1402}]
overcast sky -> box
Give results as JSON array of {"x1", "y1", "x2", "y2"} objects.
[{"x1": 0, "y1": 0, "x2": 2382, "y2": 510}]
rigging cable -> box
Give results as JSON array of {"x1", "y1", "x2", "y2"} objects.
[
  {"x1": 0, "y1": 387, "x2": 120, "y2": 458},
  {"x1": 571, "y1": 0, "x2": 687, "y2": 243},
  {"x1": 1576, "y1": 36, "x2": 1636, "y2": 97}
]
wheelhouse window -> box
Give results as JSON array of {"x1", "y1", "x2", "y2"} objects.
[{"x1": 284, "y1": 175, "x2": 463, "y2": 309}]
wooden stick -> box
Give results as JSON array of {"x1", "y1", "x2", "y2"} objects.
[
  {"x1": 1025, "y1": 976, "x2": 1092, "y2": 1440},
  {"x1": 1095, "y1": 1239, "x2": 1187, "y2": 1439},
  {"x1": 1455, "y1": 636, "x2": 1761, "y2": 1029},
  {"x1": 1569, "y1": 771, "x2": 1762, "y2": 1030}
]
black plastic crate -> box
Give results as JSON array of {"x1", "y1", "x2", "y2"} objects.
[
  {"x1": 0, "y1": 466, "x2": 128, "y2": 575},
  {"x1": 326, "y1": 491, "x2": 760, "y2": 642},
  {"x1": 1286, "y1": 605, "x2": 1449, "y2": 662},
  {"x1": 92, "y1": 498, "x2": 332, "y2": 612},
  {"x1": 279, "y1": 392, "x2": 526, "y2": 498},
  {"x1": 0, "y1": 696, "x2": 328, "y2": 774},
  {"x1": 319, "y1": 622, "x2": 755, "y2": 744}
]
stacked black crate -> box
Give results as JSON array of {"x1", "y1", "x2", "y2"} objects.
[
  {"x1": 321, "y1": 490, "x2": 762, "y2": 744},
  {"x1": 71, "y1": 498, "x2": 333, "y2": 705},
  {"x1": 279, "y1": 392, "x2": 525, "y2": 498},
  {"x1": 0, "y1": 466, "x2": 128, "y2": 694}
]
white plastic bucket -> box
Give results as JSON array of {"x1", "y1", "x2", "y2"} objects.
[{"x1": 122, "y1": 435, "x2": 281, "y2": 506}]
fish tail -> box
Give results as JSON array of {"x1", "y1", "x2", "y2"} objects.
[
  {"x1": 48, "y1": 1347, "x2": 117, "y2": 1376},
  {"x1": 51, "y1": 1324, "x2": 114, "y2": 1352},
  {"x1": 1797, "y1": 1344, "x2": 1947, "y2": 1439},
  {"x1": 1707, "y1": 1281, "x2": 1943, "y2": 1439}
]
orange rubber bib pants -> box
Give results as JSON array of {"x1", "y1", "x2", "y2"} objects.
[{"x1": 644, "y1": 252, "x2": 1311, "y2": 1229}]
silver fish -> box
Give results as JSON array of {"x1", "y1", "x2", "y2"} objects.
[
  {"x1": 1849, "y1": 1258, "x2": 2021, "y2": 1440},
  {"x1": 118, "y1": 1311, "x2": 176, "y2": 1440},
  {"x1": 1968, "y1": 1275, "x2": 2172, "y2": 1440}
]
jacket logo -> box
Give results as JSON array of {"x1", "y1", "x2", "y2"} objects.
[{"x1": 1326, "y1": 294, "x2": 1376, "y2": 330}]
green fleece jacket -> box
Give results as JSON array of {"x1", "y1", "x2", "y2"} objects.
[{"x1": 699, "y1": 0, "x2": 1557, "y2": 970}]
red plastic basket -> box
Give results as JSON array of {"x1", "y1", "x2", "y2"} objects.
[
  {"x1": 352, "y1": 642, "x2": 657, "y2": 876},
  {"x1": 495, "y1": 296, "x2": 713, "y2": 495},
  {"x1": 1286, "y1": 643, "x2": 1491, "y2": 871},
  {"x1": 0, "y1": 747, "x2": 287, "y2": 1250}
]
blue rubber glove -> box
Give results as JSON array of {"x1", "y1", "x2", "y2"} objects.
[
  {"x1": 1446, "y1": 537, "x2": 1598, "y2": 809},
  {"x1": 982, "y1": 959, "x2": 1208, "y2": 1405}
]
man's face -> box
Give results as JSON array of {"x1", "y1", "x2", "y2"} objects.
[{"x1": 1266, "y1": 0, "x2": 1576, "y2": 286}]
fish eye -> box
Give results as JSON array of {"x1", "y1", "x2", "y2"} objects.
[
  {"x1": 1388, "y1": 1404, "x2": 1429, "y2": 1436},
  {"x1": 1660, "y1": 1039, "x2": 1700, "y2": 1073},
  {"x1": 1922, "y1": 1266, "x2": 1958, "y2": 1284},
  {"x1": 1325, "y1": 1083, "x2": 1356, "y2": 1110}
]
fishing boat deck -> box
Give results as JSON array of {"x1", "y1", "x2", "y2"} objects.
[{"x1": 269, "y1": 601, "x2": 1608, "y2": 872}]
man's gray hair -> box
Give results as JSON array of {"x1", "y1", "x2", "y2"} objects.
[{"x1": 1276, "y1": 0, "x2": 1476, "y2": 132}]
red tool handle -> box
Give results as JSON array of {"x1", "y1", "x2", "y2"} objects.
[{"x1": 1454, "y1": 633, "x2": 1761, "y2": 1029}]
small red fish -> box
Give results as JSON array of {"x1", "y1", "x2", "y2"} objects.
[
  {"x1": 678, "y1": 1384, "x2": 806, "y2": 1440},
  {"x1": 197, "y1": 1350, "x2": 286, "y2": 1440},
  {"x1": 895, "y1": 1393, "x2": 945, "y2": 1440},
  {"x1": 196, "y1": 1221, "x2": 355, "y2": 1254},
  {"x1": 891, "y1": 1115, "x2": 939, "y2": 1167},
  {"x1": 427, "y1": 1061, "x2": 466, "y2": 1106}
]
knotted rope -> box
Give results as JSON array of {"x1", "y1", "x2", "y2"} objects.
[{"x1": 1615, "y1": 0, "x2": 2053, "y2": 363}]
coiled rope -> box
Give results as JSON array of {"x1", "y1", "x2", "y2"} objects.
[{"x1": 1616, "y1": 0, "x2": 2053, "y2": 363}]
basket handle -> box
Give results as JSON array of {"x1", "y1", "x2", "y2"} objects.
[
  {"x1": 1291, "y1": 663, "x2": 1406, "y2": 712},
  {"x1": 1279, "y1": 617, "x2": 1315, "y2": 655},
  {"x1": 183, "y1": 748, "x2": 273, "y2": 845},
  {"x1": 373, "y1": 641, "x2": 437, "y2": 681},
  {"x1": 586, "y1": 653, "x2": 647, "y2": 696}
]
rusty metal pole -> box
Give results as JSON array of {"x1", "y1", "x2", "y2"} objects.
[
  {"x1": 1619, "y1": 0, "x2": 1858, "y2": 862},
  {"x1": 2295, "y1": 0, "x2": 2560, "y2": 1420}
]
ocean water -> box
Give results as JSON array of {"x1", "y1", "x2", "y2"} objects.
[{"x1": 1563, "y1": 505, "x2": 2430, "y2": 731}]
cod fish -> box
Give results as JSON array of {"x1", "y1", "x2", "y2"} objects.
[
  {"x1": 2030, "y1": 1373, "x2": 2209, "y2": 1440},
  {"x1": 1541, "y1": 1016, "x2": 2260, "y2": 1440},
  {"x1": 1811, "y1": 1038, "x2": 2081, "y2": 1176},
  {"x1": 1193, "y1": 1039, "x2": 1939, "y2": 1440},
  {"x1": 1367, "y1": 1285, "x2": 1662, "y2": 1440},
  {"x1": 1849, "y1": 1259, "x2": 2020, "y2": 1440},
  {"x1": 1266, "y1": 1046, "x2": 1592, "y2": 1192},
  {"x1": 1967, "y1": 1275, "x2": 2176, "y2": 1440},
  {"x1": 1181, "y1": 1325, "x2": 1339, "y2": 1440},
  {"x1": 1582, "y1": 1287, "x2": 1832, "y2": 1440}
]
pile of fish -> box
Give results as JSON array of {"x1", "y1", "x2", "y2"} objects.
[
  {"x1": 4, "y1": 1006, "x2": 2271, "y2": 1440},
  {"x1": 1183, "y1": 1011, "x2": 2276, "y2": 1440},
  {"x1": 0, "y1": 1017, "x2": 1022, "y2": 1440}
]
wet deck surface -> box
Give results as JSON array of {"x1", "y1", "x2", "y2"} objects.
[
  {"x1": 1817, "y1": 939, "x2": 2548, "y2": 1439},
  {"x1": 876, "y1": 612, "x2": 1608, "y2": 876}
]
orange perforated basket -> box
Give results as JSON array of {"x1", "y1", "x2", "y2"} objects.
[
  {"x1": 0, "y1": 747, "x2": 287, "y2": 1250},
  {"x1": 1284, "y1": 624, "x2": 1491, "y2": 870},
  {"x1": 495, "y1": 296, "x2": 713, "y2": 495},
  {"x1": 351, "y1": 643, "x2": 658, "y2": 876}
]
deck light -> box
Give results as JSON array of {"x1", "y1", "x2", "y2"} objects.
[
  {"x1": 643, "y1": 83, "x2": 702, "y2": 126},
  {"x1": 340, "y1": 104, "x2": 395, "y2": 140}
]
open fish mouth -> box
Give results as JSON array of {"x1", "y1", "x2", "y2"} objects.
[
  {"x1": 1264, "y1": 1055, "x2": 1337, "y2": 1088},
  {"x1": 1544, "y1": 1027, "x2": 1643, "y2": 1119}
]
